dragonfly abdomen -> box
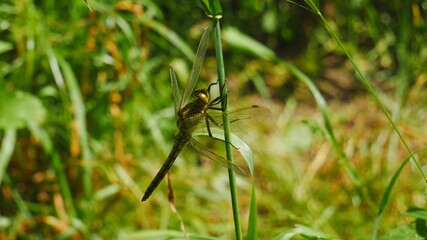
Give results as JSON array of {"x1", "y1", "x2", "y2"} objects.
[{"x1": 141, "y1": 131, "x2": 189, "y2": 202}]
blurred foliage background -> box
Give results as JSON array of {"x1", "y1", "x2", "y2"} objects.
[{"x1": 1, "y1": 0, "x2": 427, "y2": 239}]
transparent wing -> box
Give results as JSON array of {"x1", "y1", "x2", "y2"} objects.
[
  {"x1": 188, "y1": 136, "x2": 246, "y2": 175},
  {"x1": 179, "y1": 27, "x2": 211, "y2": 109},
  {"x1": 196, "y1": 105, "x2": 271, "y2": 134},
  {"x1": 169, "y1": 65, "x2": 181, "y2": 116}
]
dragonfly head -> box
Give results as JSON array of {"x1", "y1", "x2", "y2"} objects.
[{"x1": 193, "y1": 88, "x2": 210, "y2": 104}]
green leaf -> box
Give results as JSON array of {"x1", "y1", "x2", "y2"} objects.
[
  {"x1": 273, "y1": 224, "x2": 335, "y2": 240},
  {"x1": 0, "y1": 90, "x2": 46, "y2": 129},
  {"x1": 93, "y1": 184, "x2": 121, "y2": 201},
  {"x1": 139, "y1": 20, "x2": 195, "y2": 61},
  {"x1": 373, "y1": 150, "x2": 427, "y2": 239},
  {"x1": 406, "y1": 207, "x2": 427, "y2": 220},
  {"x1": 0, "y1": 41, "x2": 13, "y2": 54},
  {"x1": 118, "y1": 230, "x2": 220, "y2": 239},
  {"x1": 0, "y1": 129, "x2": 16, "y2": 185},
  {"x1": 415, "y1": 218, "x2": 427, "y2": 238},
  {"x1": 199, "y1": 0, "x2": 223, "y2": 19},
  {"x1": 380, "y1": 223, "x2": 424, "y2": 240},
  {"x1": 247, "y1": 183, "x2": 257, "y2": 239},
  {"x1": 222, "y1": 27, "x2": 275, "y2": 60},
  {"x1": 84, "y1": 0, "x2": 92, "y2": 12},
  {"x1": 193, "y1": 129, "x2": 258, "y2": 239}
]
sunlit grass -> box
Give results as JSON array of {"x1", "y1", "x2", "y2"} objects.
[{"x1": 1, "y1": 0, "x2": 427, "y2": 239}]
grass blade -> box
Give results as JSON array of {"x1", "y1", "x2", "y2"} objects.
[
  {"x1": 0, "y1": 128, "x2": 16, "y2": 186},
  {"x1": 372, "y1": 151, "x2": 420, "y2": 239},
  {"x1": 247, "y1": 184, "x2": 257, "y2": 240},
  {"x1": 222, "y1": 26, "x2": 376, "y2": 210},
  {"x1": 27, "y1": 121, "x2": 77, "y2": 218},
  {"x1": 304, "y1": 0, "x2": 425, "y2": 181},
  {"x1": 57, "y1": 55, "x2": 94, "y2": 200},
  {"x1": 139, "y1": 19, "x2": 196, "y2": 61},
  {"x1": 273, "y1": 224, "x2": 335, "y2": 240}
]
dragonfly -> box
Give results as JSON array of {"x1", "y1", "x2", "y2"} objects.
[{"x1": 141, "y1": 27, "x2": 269, "y2": 202}]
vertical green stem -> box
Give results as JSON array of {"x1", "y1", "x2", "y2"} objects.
[
  {"x1": 395, "y1": 0, "x2": 411, "y2": 108},
  {"x1": 212, "y1": 19, "x2": 242, "y2": 240}
]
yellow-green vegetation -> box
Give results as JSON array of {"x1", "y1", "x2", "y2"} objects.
[{"x1": 1, "y1": 0, "x2": 427, "y2": 239}]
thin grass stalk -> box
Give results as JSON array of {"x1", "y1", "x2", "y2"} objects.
[
  {"x1": 305, "y1": 0, "x2": 426, "y2": 181},
  {"x1": 3, "y1": 173, "x2": 34, "y2": 224},
  {"x1": 27, "y1": 121, "x2": 77, "y2": 217},
  {"x1": 371, "y1": 155, "x2": 411, "y2": 240},
  {"x1": 212, "y1": 18, "x2": 242, "y2": 240},
  {"x1": 395, "y1": 0, "x2": 412, "y2": 108},
  {"x1": 57, "y1": 57, "x2": 94, "y2": 200},
  {"x1": 278, "y1": 61, "x2": 376, "y2": 212},
  {"x1": 222, "y1": 22, "x2": 376, "y2": 217}
]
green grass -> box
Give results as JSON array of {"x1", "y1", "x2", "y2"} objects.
[{"x1": 1, "y1": 0, "x2": 427, "y2": 239}]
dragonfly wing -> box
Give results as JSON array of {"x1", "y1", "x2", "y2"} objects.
[
  {"x1": 188, "y1": 136, "x2": 246, "y2": 175},
  {"x1": 179, "y1": 27, "x2": 211, "y2": 109},
  {"x1": 169, "y1": 65, "x2": 181, "y2": 116},
  {"x1": 197, "y1": 105, "x2": 271, "y2": 134}
]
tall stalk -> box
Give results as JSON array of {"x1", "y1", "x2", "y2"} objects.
[
  {"x1": 212, "y1": 18, "x2": 242, "y2": 240},
  {"x1": 305, "y1": 0, "x2": 426, "y2": 181}
]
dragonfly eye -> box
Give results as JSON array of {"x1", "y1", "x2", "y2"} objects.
[
  {"x1": 194, "y1": 89, "x2": 210, "y2": 103},
  {"x1": 198, "y1": 92, "x2": 209, "y2": 103}
]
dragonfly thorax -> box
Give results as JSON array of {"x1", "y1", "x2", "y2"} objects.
[{"x1": 176, "y1": 88, "x2": 211, "y2": 131}]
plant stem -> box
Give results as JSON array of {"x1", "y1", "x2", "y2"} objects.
[
  {"x1": 212, "y1": 18, "x2": 242, "y2": 240},
  {"x1": 306, "y1": 1, "x2": 426, "y2": 182}
]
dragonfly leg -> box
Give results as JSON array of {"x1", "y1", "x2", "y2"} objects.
[
  {"x1": 210, "y1": 96, "x2": 221, "y2": 106},
  {"x1": 204, "y1": 115, "x2": 240, "y2": 149},
  {"x1": 212, "y1": 90, "x2": 229, "y2": 109},
  {"x1": 206, "y1": 113, "x2": 247, "y2": 127},
  {"x1": 206, "y1": 113, "x2": 222, "y2": 127},
  {"x1": 207, "y1": 96, "x2": 224, "y2": 111},
  {"x1": 208, "y1": 80, "x2": 228, "y2": 109},
  {"x1": 205, "y1": 115, "x2": 213, "y2": 137},
  {"x1": 210, "y1": 78, "x2": 227, "y2": 93},
  {"x1": 207, "y1": 81, "x2": 218, "y2": 92}
]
